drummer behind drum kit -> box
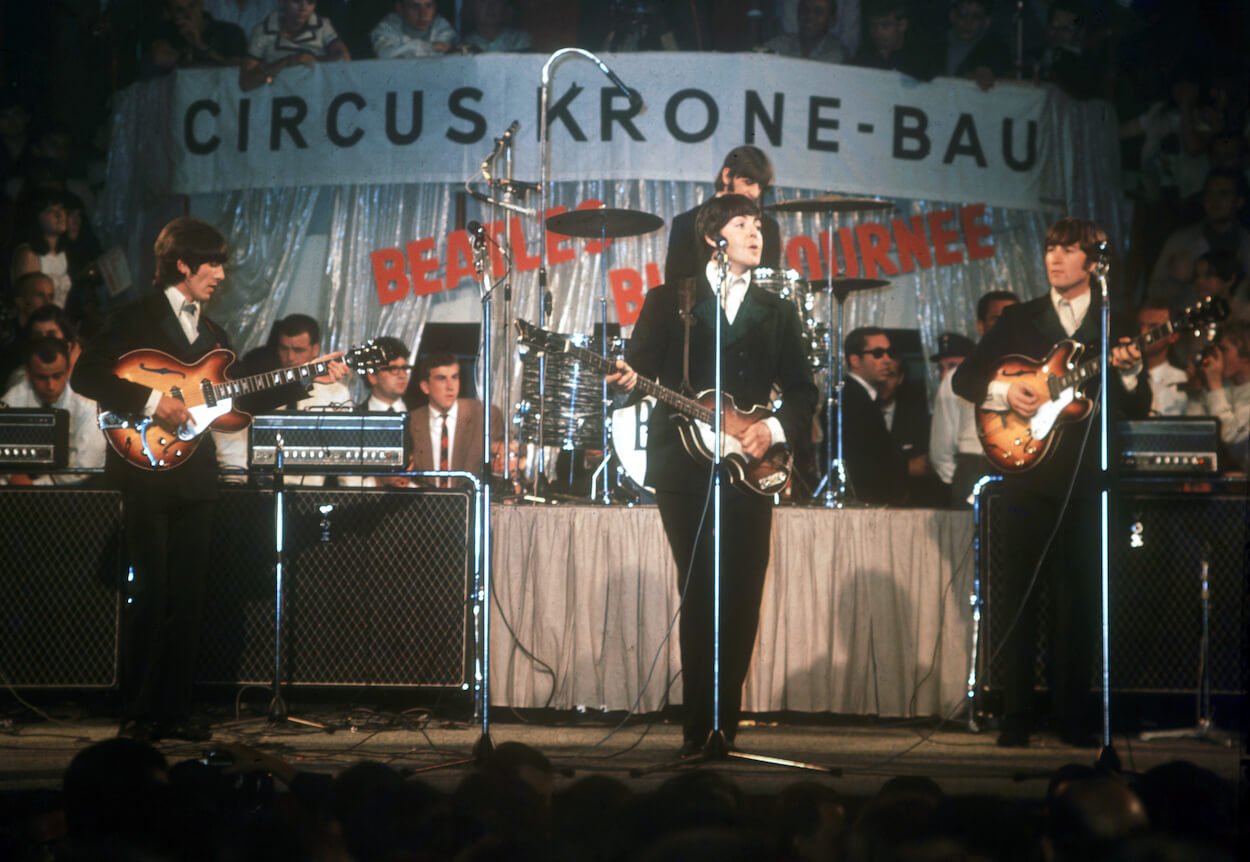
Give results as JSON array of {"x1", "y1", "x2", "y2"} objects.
[{"x1": 513, "y1": 194, "x2": 894, "y2": 505}]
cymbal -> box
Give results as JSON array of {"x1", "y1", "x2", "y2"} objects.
[
  {"x1": 806, "y1": 277, "x2": 891, "y2": 293},
  {"x1": 546, "y1": 207, "x2": 664, "y2": 239},
  {"x1": 767, "y1": 195, "x2": 894, "y2": 214}
]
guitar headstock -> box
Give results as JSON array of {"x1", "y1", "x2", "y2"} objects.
[
  {"x1": 1177, "y1": 295, "x2": 1229, "y2": 334},
  {"x1": 514, "y1": 319, "x2": 567, "y2": 354},
  {"x1": 343, "y1": 339, "x2": 396, "y2": 373}
]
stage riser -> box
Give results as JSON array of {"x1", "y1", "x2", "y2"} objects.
[
  {"x1": 977, "y1": 486, "x2": 1248, "y2": 698},
  {"x1": 0, "y1": 490, "x2": 123, "y2": 688}
]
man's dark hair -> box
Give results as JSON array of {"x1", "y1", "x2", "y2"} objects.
[
  {"x1": 713, "y1": 145, "x2": 774, "y2": 193},
  {"x1": 976, "y1": 290, "x2": 1018, "y2": 322},
  {"x1": 153, "y1": 217, "x2": 228, "y2": 286},
  {"x1": 1203, "y1": 167, "x2": 1244, "y2": 195},
  {"x1": 694, "y1": 194, "x2": 761, "y2": 258},
  {"x1": 24, "y1": 335, "x2": 70, "y2": 367},
  {"x1": 13, "y1": 271, "x2": 54, "y2": 301},
  {"x1": 25, "y1": 304, "x2": 77, "y2": 342},
  {"x1": 372, "y1": 335, "x2": 411, "y2": 363},
  {"x1": 845, "y1": 326, "x2": 888, "y2": 361},
  {"x1": 417, "y1": 351, "x2": 459, "y2": 382},
  {"x1": 1043, "y1": 216, "x2": 1108, "y2": 261},
  {"x1": 775, "y1": 782, "x2": 845, "y2": 859},
  {"x1": 1196, "y1": 249, "x2": 1243, "y2": 294},
  {"x1": 274, "y1": 313, "x2": 322, "y2": 346},
  {"x1": 864, "y1": 0, "x2": 908, "y2": 20}
]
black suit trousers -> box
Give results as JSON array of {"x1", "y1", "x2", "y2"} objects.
[
  {"x1": 999, "y1": 482, "x2": 1100, "y2": 733},
  {"x1": 121, "y1": 492, "x2": 215, "y2": 722},
  {"x1": 656, "y1": 485, "x2": 772, "y2": 744}
]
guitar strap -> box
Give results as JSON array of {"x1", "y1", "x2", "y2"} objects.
[{"x1": 676, "y1": 277, "x2": 696, "y2": 394}]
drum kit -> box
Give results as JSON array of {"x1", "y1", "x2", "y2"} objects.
[{"x1": 507, "y1": 193, "x2": 894, "y2": 504}]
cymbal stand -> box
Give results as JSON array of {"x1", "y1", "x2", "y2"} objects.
[
  {"x1": 266, "y1": 436, "x2": 328, "y2": 730},
  {"x1": 1139, "y1": 544, "x2": 1234, "y2": 746},
  {"x1": 812, "y1": 212, "x2": 851, "y2": 506},
  {"x1": 536, "y1": 47, "x2": 633, "y2": 499},
  {"x1": 633, "y1": 248, "x2": 837, "y2": 779},
  {"x1": 594, "y1": 217, "x2": 614, "y2": 504}
]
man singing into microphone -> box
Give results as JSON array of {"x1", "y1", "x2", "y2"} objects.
[{"x1": 609, "y1": 194, "x2": 815, "y2": 755}]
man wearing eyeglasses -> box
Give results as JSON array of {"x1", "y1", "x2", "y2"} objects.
[
  {"x1": 339, "y1": 335, "x2": 413, "y2": 489},
  {"x1": 840, "y1": 327, "x2": 907, "y2": 504}
]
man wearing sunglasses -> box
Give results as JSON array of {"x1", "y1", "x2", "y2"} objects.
[{"x1": 840, "y1": 327, "x2": 907, "y2": 504}]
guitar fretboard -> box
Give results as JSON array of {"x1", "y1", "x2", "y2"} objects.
[{"x1": 211, "y1": 360, "x2": 330, "y2": 403}]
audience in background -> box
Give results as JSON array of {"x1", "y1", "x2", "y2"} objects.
[
  {"x1": 942, "y1": 0, "x2": 1011, "y2": 90},
  {"x1": 851, "y1": 0, "x2": 938, "y2": 81},
  {"x1": 1149, "y1": 169, "x2": 1250, "y2": 305},
  {"x1": 462, "y1": 0, "x2": 532, "y2": 53},
  {"x1": 10, "y1": 189, "x2": 73, "y2": 307},
  {"x1": 204, "y1": 0, "x2": 277, "y2": 41},
  {"x1": 140, "y1": 0, "x2": 249, "y2": 76},
  {"x1": 1136, "y1": 301, "x2": 1188, "y2": 416},
  {"x1": 239, "y1": 0, "x2": 350, "y2": 91},
  {"x1": 758, "y1": 0, "x2": 846, "y2": 64},
  {"x1": 371, "y1": 0, "x2": 458, "y2": 58}
]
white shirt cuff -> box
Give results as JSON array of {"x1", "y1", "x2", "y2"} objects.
[
  {"x1": 763, "y1": 416, "x2": 786, "y2": 446},
  {"x1": 143, "y1": 388, "x2": 163, "y2": 417},
  {"x1": 982, "y1": 380, "x2": 1012, "y2": 412}
]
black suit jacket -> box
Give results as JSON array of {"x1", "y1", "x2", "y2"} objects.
[
  {"x1": 952, "y1": 293, "x2": 1151, "y2": 496},
  {"x1": 664, "y1": 204, "x2": 782, "y2": 283},
  {"x1": 72, "y1": 291, "x2": 293, "y2": 500},
  {"x1": 625, "y1": 272, "x2": 817, "y2": 494},
  {"x1": 841, "y1": 375, "x2": 907, "y2": 504}
]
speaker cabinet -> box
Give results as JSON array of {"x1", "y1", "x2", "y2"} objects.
[
  {"x1": 0, "y1": 489, "x2": 123, "y2": 688},
  {"x1": 975, "y1": 481, "x2": 1247, "y2": 705},
  {"x1": 197, "y1": 487, "x2": 475, "y2": 687}
]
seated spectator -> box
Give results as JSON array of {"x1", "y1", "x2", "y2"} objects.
[
  {"x1": 1189, "y1": 249, "x2": 1250, "y2": 321},
  {"x1": 1136, "y1": 301, "x2": 1188, "y2": 416},
  {"x1": 6, "y1": 303, "x2": 82, "y2": 390},
  {"x1": 840, "y1": 326, "x2": 907, "y2": 504},
  {"x1": 758, "y1": 0, "x2": 846, "y2": 64},
  {"x1": 1185, "y1": 320, "x2": 1250, "y2": 470},
  {"x1": 942, "y1": 0, "x2": 1011, "y2": 90},
  {"x1": 463, "y1": 0, "x2": 533, "y2": 53},
  {"x1": 339, "y1": 335, "x2": 413, "y2": 489},
  {"x1": 371, "y1": 0, "x2": 457, "y2": 58},
  {"x1": 1149, "y1": 169, "x2": 1250, "y2": 304},
  {"x1": 851, "y1": 0, "x2": 938, "y2": 81},
  {"x1": 10, "y1": 189, "x2": 73, "y2": 307},
  {"x1": 141, "y1": 0, "x2": 249, "y2": 76},
  {"x1": 1, "y1": 336, "x2": 106, "y2": 485},
  {"x1": 0, "y1": 272, "x2": 55, "y2": 368},
  {"x1": 240, "y1": 0, "x2": 350, "y2": 91},
  {"x1": 602, "y1": 0, "x2": 679, "y2": 52}
]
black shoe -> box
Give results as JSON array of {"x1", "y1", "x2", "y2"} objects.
[
  {"x1": 118, "y1": 718, "x2": 157, "y2": 743},
  {"x1": 996, "y1": 727, "x2": 1031, "y2": 748},
  {"x1": 154, "y1": 719, "x2": 212, "y2": 742},
  {"x1": 678, "y1": 738, "x2": 703, "y2": 758}
]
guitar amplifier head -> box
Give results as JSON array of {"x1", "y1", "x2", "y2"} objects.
[
  {"x1": 1117, "y1": 418, "x2": 1219, "y2": 475},
  {"x1": 0, "y1": 408, "x2": 70, "y2": 469},
  {"x1": 249, "y1": 412, "x2": 409, "y2": 472}
]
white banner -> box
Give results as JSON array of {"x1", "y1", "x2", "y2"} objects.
[{"x1": 172, "y1": 53, "x2": 1057, "y2": 210}]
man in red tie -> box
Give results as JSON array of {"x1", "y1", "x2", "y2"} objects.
[{"x1": 408, "y1": 351, "x2": 503, "y2": 486}]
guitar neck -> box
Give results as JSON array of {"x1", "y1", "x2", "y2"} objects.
[
  {"x1": 559, "y1": 343, "x2": 713, "y2": 424},
  {"x1": 1049, "y1": 315, "x2": 1177, "y2": 397},
  {"x1": 211, "y1": 358, "x2": 331, "y2": 402}
]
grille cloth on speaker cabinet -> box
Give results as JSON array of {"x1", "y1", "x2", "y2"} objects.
[
  {"x1": 976, "y1": 483, "x2": 1247, "y2": 701},
  {"x1": 0, "y1": 489, "x2": 123, "y2": 688},
  {"x1": 197, "y1": 488, "x2": 474, "y2": 687}
]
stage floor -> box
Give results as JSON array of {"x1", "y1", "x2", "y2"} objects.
[{"x1": 2, "y1": 706, "x2": 1242, "y2": 801}]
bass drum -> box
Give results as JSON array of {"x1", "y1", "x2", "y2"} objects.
[{"x1": 610, "y1": 395, "x2": 656, "y2": 501}]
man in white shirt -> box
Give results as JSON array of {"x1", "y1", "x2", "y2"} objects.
[
  {"x1": 340, "y1": 335, "x2": 413, "y2": 488},
  {"x1": 2, "y1": 337, "x2": 105, "y2": 485},
  {"x1": 1137, "y1": 302, "x2": 1188, "y2": 416},
  {"x1": 274, "y1": 314, "x2": 354, "y2": 486},
  {"x1": 1187, "y1": 320, "x2": 1250, "y2": 470},
  {"x1": 409, "y1": 350, "x2": 502, "y2": 486},
  {"x1": 371, "y1": 0, "x2": 457, "y2": 57},
  {"x1": 928, "y1": 291, "x2": 1018, "y2": 506}
]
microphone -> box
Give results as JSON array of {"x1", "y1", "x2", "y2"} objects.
[
  {"x1": 592, "y1": 57, "x2": 640, "y2": 109},
  {"x1": 715, "y1": 236, "x2": 728, "y2": 250},
  {"x1": 1091, "y1": 240, "x2": 1110, "y2": 261},
  {"x1": 466, "y1": 220, "x2": 489, "y2": 249}
]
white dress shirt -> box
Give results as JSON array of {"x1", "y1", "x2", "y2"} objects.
[
  {"x1": 1, "y1": 378, "x2": 105, "y2": 484},
  {"x1": 1147, "y1": 362, "x2": 1189, "y2": 416},
  {"x1": 928, "y1": 373, "x2": 982, "y2": 484}
]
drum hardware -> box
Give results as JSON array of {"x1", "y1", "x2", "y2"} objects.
[
  {"x1": 753, "y1": 267, "x2": 827, "y2": 370},
  {"x1": 544, "y1": 206, "x2": 663, "y2": 504},
  {"x1": 768, "y1": 196, "x2": 896, "y2": 507}
]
